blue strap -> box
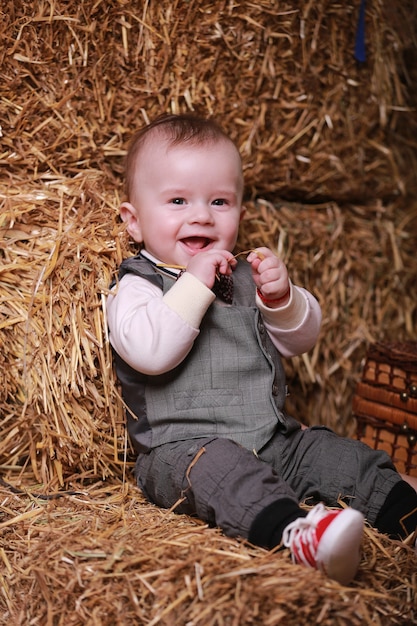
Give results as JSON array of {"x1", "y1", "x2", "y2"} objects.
[{"x1": 354, "y1": 0, "x2": 366, "y2": 62}]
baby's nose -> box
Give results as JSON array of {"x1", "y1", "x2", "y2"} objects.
[{"x1": 189, "y1": 203, "x2": 214, "y2": 223}]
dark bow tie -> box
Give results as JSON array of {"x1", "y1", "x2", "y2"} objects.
[{"x1": 212, "y1": 273, "x2": 234, "y2": 304}]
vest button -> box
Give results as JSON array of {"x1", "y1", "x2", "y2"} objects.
[{"x1": 272, "y1": 384, "x2": 279, "y2": 395}]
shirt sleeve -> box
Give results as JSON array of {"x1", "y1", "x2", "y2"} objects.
[
  {"x1": 106, "y1": 273, "x2": 215, "y2": 375},
  {"x1": 257, "y1": 282, "x2": 322, "y2": 357}
]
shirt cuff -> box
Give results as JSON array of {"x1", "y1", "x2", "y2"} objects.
[
  {"x1": 257, "y1": 282, "x2": 308, "y2": 330},
  {"x1": 163, "y1": 271, "x2": 216, "y2": 328}
]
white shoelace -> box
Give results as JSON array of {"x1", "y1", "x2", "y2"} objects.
[{"x1": 282, "y1": 503, "x2": 328, "y2": 567}]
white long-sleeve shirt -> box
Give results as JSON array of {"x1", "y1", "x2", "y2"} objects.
[{"x1": 107, "y1": 260, "x2": 322, "y2": 376}]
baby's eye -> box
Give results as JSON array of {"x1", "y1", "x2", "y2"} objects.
[
  {"x1": 171, "y1": 198, "x2": 185, "y2": 205},
  {"x1": 212, "y1": 199, "x2": 227, "y2": 206}
]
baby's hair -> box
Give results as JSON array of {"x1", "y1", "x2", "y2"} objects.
[{"x1": 124, "y1": 113, "x2": 239, "y2": 200}]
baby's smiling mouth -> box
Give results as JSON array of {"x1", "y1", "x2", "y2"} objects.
[{"x1": 180, "y1": 236, "x2": 213, "y2": 252}]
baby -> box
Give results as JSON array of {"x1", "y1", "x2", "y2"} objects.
[{"x1": 107, "y1": 113, "x2": 417, "y2": 585}]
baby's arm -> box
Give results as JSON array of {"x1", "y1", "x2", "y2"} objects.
[
  {"x1": 106, "y1": 272, "x2": 215, "y2": 375},
  {"x1": 259, "y1": 284, "x2": 322, "y2": 356},
  {"x1": 247, "y1": 248, "x2": 322, "y2": 357},
  {"x1": 107, "y1": 249, "x2": 236, "y2": 374}
]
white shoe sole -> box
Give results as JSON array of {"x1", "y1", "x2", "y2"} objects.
[{"x1": 316, "y1": 508, "x2": 364, "y2": 585}]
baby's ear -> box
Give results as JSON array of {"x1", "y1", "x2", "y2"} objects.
[{"x1": 120, "y1": 202, "x2": 143, "y2": 243}]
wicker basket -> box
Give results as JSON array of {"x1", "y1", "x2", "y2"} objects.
[{"x1": 353, "y1": 342, "x2": 417, "y2": 476}]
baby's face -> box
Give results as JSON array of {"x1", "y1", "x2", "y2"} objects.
[{"x1": 125, "y1": 137, "x2": 244, "y2": 267}]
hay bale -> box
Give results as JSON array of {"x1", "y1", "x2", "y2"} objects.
[
  {"x1": 1, "y1": 0, "x2": 416, "y2": 488},
  {"x1": 1, "y1": 173, "x2": 416, "y2": 483},
  {"x1": 0, "y1": 175, "x2": 130, "y2": 484},
  {"x1": 1, "y1": 0, "x2": 416, "y2": 202},
  {"x1": 237, "y1": 198, "x2": 417, "y2": 437}
]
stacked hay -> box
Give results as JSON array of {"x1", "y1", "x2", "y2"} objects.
[
  {"x1": 2, "y1": 183, "x2": 416, "y2": 485},
  {"x1": 1, "y1": 176, "x2": 128, "y2": 484},
  {"x1": 1, "y1": 0, "x2": 416, "y2": 201},
  {"x1": 1, "y1": 1, "x2": 417, "y2": 622},
  {"x1": 1, "y1": 0, "x2": 416, "y2": 484},
  {"x1": 239, "y1": 198, "x2": 417, "y2": 437}
]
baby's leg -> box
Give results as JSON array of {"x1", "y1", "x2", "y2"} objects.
[
  {"x1": 134, "y1": 436, "x2": 365, "y2": 584},
  {"x1": 259, "y1": 426, "x2": 417, "y2": 540},
  {"x1": 135, "y1": 437, "x2": 302, "y2": 539},
  {"x1": 401, "y1": 473, "x2": 417, "y2": 492}
]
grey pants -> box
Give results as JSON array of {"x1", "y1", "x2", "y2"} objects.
[{"x1": 135, "y1": 426, "x2": 402, "y2": 540}]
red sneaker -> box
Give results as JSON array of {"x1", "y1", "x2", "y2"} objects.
[{"x1": 282, "y1": 503, "x2": 364, "y2": 585}]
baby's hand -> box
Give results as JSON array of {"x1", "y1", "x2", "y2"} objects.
[
  {"x1": 247, "y1": 247, "x2": 290, "y2": 307},
  {"x1": 186, "y1": 249, "x2": 237, "y2": 289}
]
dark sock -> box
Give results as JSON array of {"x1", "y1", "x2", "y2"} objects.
[
  {"x1": 248, "y1": 498, "x2": 307, "y2": 550},
  {"x1": 374, "y1": 480, "x2": 417, "y2": 540}
]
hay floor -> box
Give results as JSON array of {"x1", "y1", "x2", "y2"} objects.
[{"x1": 1, "y1": 477, "x2": 416, "y2": 626}]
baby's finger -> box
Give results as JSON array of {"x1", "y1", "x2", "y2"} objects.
[{"x1": 247, "y1": 248, "x2": 267, "y2": 263}]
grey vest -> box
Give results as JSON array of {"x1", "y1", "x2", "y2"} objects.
[{"x1": 112, "y1": 256, "x2": 290, "y2": 454}]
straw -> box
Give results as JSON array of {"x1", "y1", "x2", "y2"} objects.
[
  {"x1": 1, "y1": 2, "x2": 417, "y2": 621},
  {"x1": 1, "y1": 479, "x2": 416, "y2": 625}
]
